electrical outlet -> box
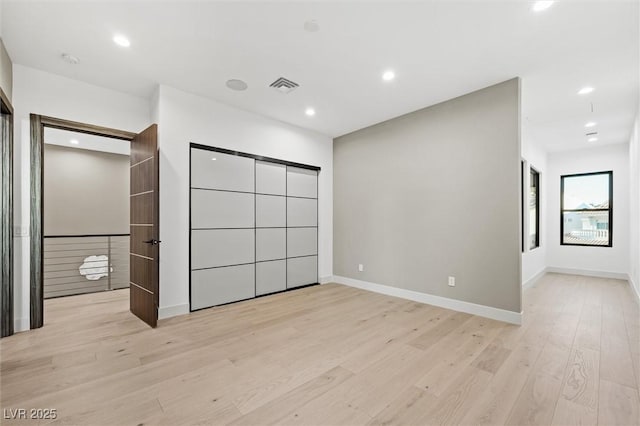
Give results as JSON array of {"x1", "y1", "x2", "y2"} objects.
[
  {"x1": 358, "y1": 264, "x2": 364, "y2": 272},
  {"x1": 448, "y1": 276, "x2": 455, "y2": 287}
]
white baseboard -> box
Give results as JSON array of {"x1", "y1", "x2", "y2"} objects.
[
  {"x1": 158, "y1": 303, "x2": 189, "y2": 320},
  {"x1": 546, "y1": 267, "x2": 628, "y2": 280},
  {"x1": 332, "y1": 275, "x2": 522, "y2": 325},
  {"x1": 523, "y1": 268, "x2": 547, "y2": 289},
  {"x1": 14, "y1": 317, "x2": 30, "y2": 333},
  {"x1": 319, "y1": 275, "x2": 333, "y2": 284}
]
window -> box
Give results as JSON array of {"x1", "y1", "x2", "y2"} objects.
[
  {"x1": 561, "y1": 171, "x2": 612, "y2": 247},
  {"x1": 529, "y1": 167, "x2": 540, "y2": 249}
]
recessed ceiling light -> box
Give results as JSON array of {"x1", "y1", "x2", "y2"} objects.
[
  {"x1": 211, "y1": 157, "x2": 217, "y2": 161},
  {"x1": 382, "y1": 70, "x2": 395, "y2": 81},
  {"x1": 585, "y1": 122, "x2": 597, "y2": 128},
  {"x1": 532, "y1": 1, "x2": 555, "y2": 12},
  {"x1": 578, "y1": 86, "x2": 594, "y2": 95},
  {"x1": 226, "y1": 79, "x2": 248, "y2": 91},
  {"x1": 304, "y1": 20, "x2": 320, "y2": 32},
  {"x1": 588, "y1": 137, "x2": 598, "y2": 142},
  {"x1": 61, "y1": 53, "x2": 79, "y2": 64},
  {"x1": 113, "y1": 34, "x2": 131, "y2": 47},
  {"x1": 70, "y1": 139, "x2": 79, "y2": 145},
  {"x1": 305, "y1": 108, "x2": 316, "y2": 117}
]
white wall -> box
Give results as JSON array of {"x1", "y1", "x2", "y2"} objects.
[
  {"x1": 12, "y1": 65, "x2": 151, "y2": 330},
  {"x1": 521, "y1": 126, "x2": 547, "y2": 287},
  {"x1": 10, "y1": 68, "x2": 332, "y2": 328},
  {"x1": 629, "y1": 110, "x2": 639, "y2": 299},
  {"x1": 546, "y1": 143, "x2": 630, "y2": 277},
  {"x1": 0, "y1": 38, "x2": 13, "y2": 101},
  {"x1": 155, "y1": 85, "x2": 333, "y2": 318}
]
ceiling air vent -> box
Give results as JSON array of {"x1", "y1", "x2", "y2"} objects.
[{"x1": 270, "y1": 77, "x2": 299, "y2": 94}]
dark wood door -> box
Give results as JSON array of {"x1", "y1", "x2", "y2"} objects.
[
  {"x1": 1, "y1": 106, "x2": 14, "y2": 337},
  {"x1": 130, "y1": 124, "x2": 159, "y2": 327}
]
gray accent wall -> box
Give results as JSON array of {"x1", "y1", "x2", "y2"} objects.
[
  {"x1": 43, "y1": 144, "x2": 130, "y2": 236},
  {"x1": 333, "y1": 78, "x2": 522, "y2": 313}
]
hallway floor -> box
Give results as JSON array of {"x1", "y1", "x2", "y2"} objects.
[{"x1": 1, "y1": 274, "x2": 638, "y2": 425}]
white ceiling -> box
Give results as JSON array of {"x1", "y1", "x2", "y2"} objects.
[
  {"x1": 44, "y1": 128, "x2": 130, "y2": 156},
  {"x1": 2, "y1": 1, "x2": 638, "y2": 152}
]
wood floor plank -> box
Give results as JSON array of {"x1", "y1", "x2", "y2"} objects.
[
  {"x1": 547, "y1": 310, "x2": 582, "y2": 351},
  {"x1": 459, "y1": 342, "x2": 543, "y2": 426},
  {"x1": 574, "y1": 303, "x2": 602, "y2": 351},
  {"x1": 551, "y1": 397, "x2": 598, "y2": 425},
  {"x1": 425, "y1": 365, "x2": 493, "y2": 426},
  {"x1": 561, "y1": 347, "x2": 600, "y2": 410},
  {"x1": 415, "y1": 317, "x2": 504, "y2": 396},
  {"x1": 230, "y1": 366, "x2": 354, "y2": 425},
  {"x1": 471, "y1": 342, "x2": 513, "y2": 374},
  {"x1": 278, "y1": 400, "x2": 372, "y2": 426},
  {"x1": 505, "y1": 341, "x2": 571, "y2": 426},
  {"x1": 506, "y1": 371, "x2": 564, "y2": 426},
  {"x1": 597, "y1": 379, "x2": 640, "y2": 426},
  {"x1": 51, "y1": 395, "x2": 165, "y2": 426},
  {"x1": 535, "y1": 340, "x2": 573, "y2": 380},
  {"x1": 600, "y1": 331, "x2": 637, "y2": 389},
  {"x1": 367, "y1": 386, "x2": 438, "y2": 425},
  {"x1": 407, "y1": 311, "x2": 471, "y2": 350},
  {"x1": 336, "y1": 343, "x2": 434, "y2": 418},
  {"x1": 2, "y1": 352, "x2": 143, "y2": 407}
]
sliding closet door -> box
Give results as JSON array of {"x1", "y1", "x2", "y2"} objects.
[
  {"x1": 189, "y1": 145, "x2": 319, "y2": 311},
  {"x1": 255, "y1": 161, "x2": 287, "y2": 295},
  {"x1": 190, "y1": 149, "x2": 255, "y2": 310},
  {"x1": 286, "y1": 167, "x2": 318, "y2": 288}
]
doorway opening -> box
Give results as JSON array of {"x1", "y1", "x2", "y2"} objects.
[
  {"x1": 43, "y1": 128, "x2": 130, "y2": 301},
  {"x1": 30, "y1": 115, "x2": 159, "y2": 329}
]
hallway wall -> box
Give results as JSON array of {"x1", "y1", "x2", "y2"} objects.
[
  {"x1": 546, "y1": 143, "x2": 630, "y2": 277},
  {"x1": 521, "y1": 121, "x2": 547, "y2": 287}
]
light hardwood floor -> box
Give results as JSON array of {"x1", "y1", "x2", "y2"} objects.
[{"x1": 1, "y1": 273, "x2": 639, "y2": 425}]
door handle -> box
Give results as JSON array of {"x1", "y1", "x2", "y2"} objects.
[{"x1": 144, "y1": 239, "x2": 161, "y2": 245}]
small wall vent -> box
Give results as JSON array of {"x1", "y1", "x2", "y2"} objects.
[{"x1": 270, "y1": 77, "x2": 299, "y2": 94}]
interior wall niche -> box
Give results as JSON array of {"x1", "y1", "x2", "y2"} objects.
[{"x1": 189, "y1": 144, "x2": 320, "y2": 311}]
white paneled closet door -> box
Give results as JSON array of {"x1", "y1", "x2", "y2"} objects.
[
  {"x1": 190, "y1": 146, "x2": 319, "y2": 311},
  {"x1": 286, "y1": 167, "x2": 318, "y2": 288},
  {"x1": 255, "y1": 161, "x2": 287, "y2": 295},
  {"x1": 190, "y1": 148, "x2": 255, "y2": 310}
]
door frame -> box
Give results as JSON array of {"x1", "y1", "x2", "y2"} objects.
[
  {"x1": 29, "y1": 115, "x2": 136, "y2": 329},
  {"x1": 1, "y1": 87, "x2": 14, "y2": 337}
]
